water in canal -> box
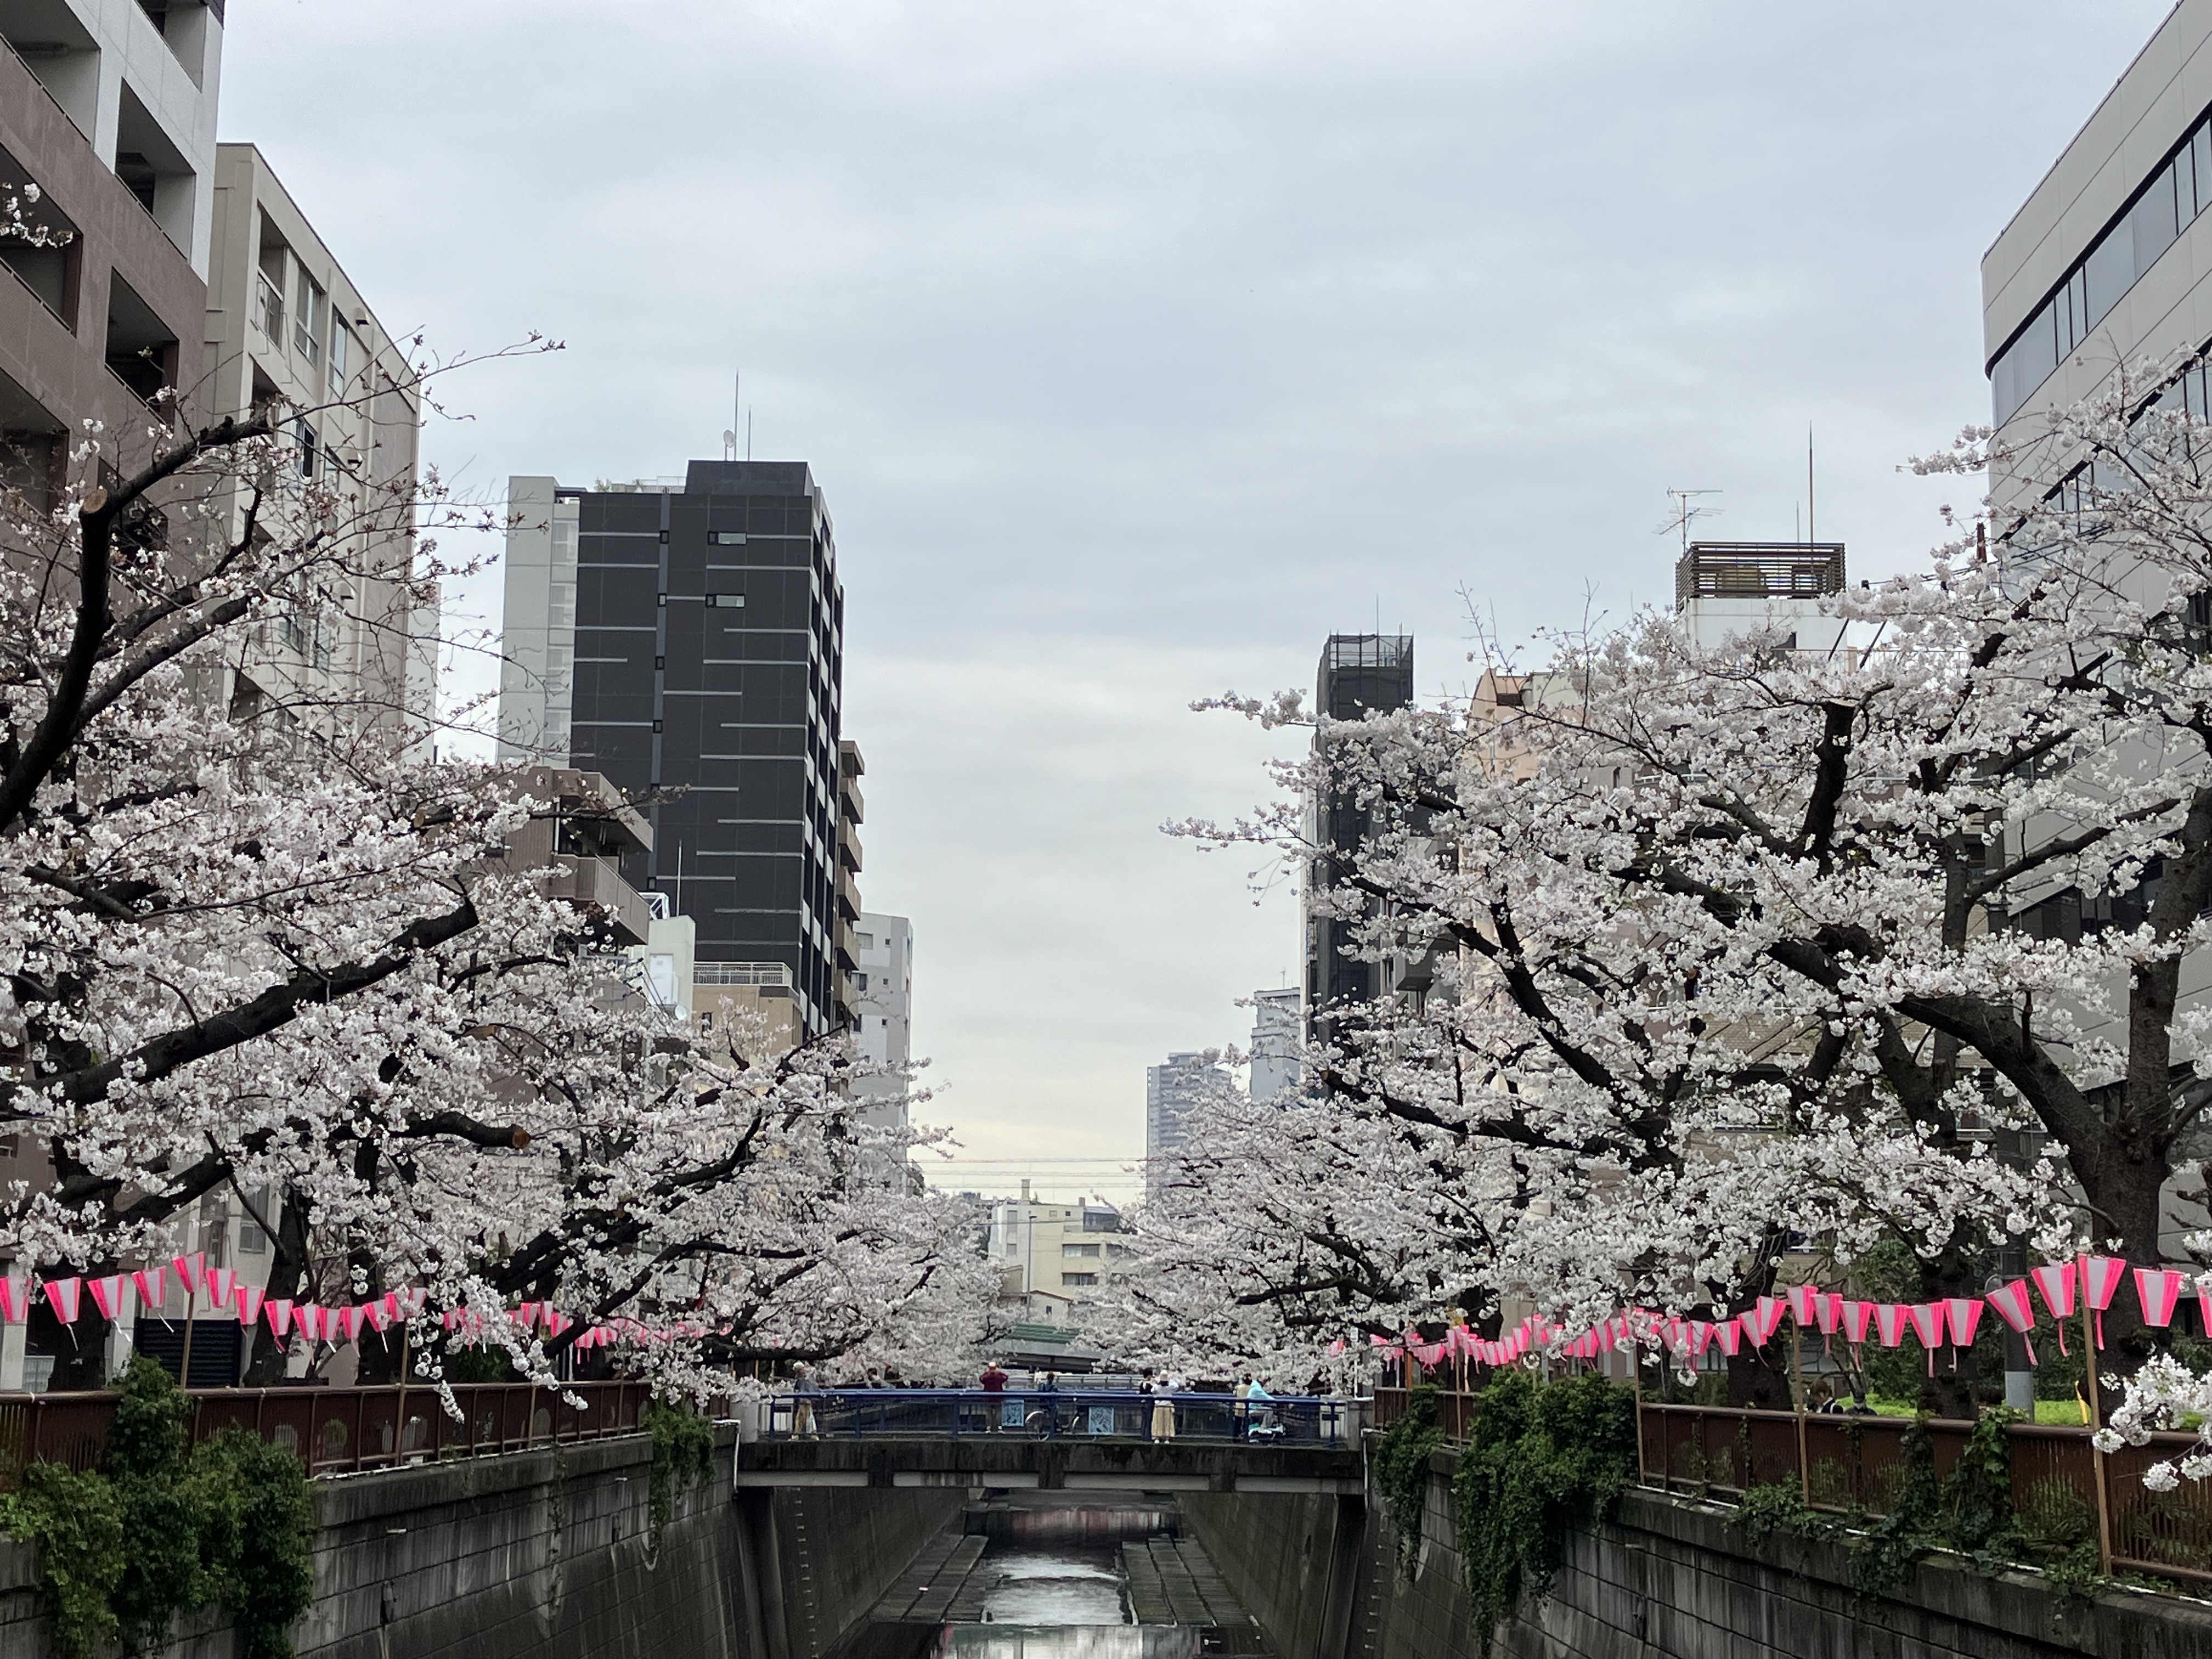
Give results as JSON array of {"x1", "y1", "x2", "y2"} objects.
[{"x1": 846, "y1": 1499, "x2": 1262, "y2": 1659}]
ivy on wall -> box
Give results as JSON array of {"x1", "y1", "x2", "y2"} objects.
[
  {"x1": 646, "y1": 1395, "x2": 716, "y2": 1555},
  {"x1": 1451, "y1": 1372, "x2": 1637, "y2": 1653},
  {"x1": 1370, "y1": 1384, "x2": 1444, "y2": 1581},
  {"x1": 0, "y1": 1358, "x2": 315, "y2": 1658}
]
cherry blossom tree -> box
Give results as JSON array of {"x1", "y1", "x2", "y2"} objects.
[
  {"x1": 0, "y1": 360, "x2": 991, "y2": 1394},
  {"x1": 1121, "y1": 370, "x2": 2212, "y2": 1414}
]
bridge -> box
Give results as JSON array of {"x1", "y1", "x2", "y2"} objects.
[{"x1": 741, "y1": 1387, "x2": 1364, "y2": 1492}]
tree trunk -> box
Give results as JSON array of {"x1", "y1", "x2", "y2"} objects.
[{"x1": 242, "y1": 1190, "x2": 311, "y2": 1386}]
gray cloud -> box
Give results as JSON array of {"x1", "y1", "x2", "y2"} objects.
[{"x1": 218, "y1": 0, "x2": 2172, "y2": 1197}]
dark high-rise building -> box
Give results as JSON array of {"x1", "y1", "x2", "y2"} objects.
[
  {"x1": 499, "y1": 460, "x2": 857, "y2": 1037},
  {"x1": 1302, "y1": 634, "x2": 1414, "y2": 1034}
]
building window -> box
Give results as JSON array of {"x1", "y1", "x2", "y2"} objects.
[
  {"x1": 294, "y1": 270, "x2": 324, "y2": 366},
  {"x1": 1992, "y1": 104, "x2": 2212, "y2": 423},
  {"x1": 1062, "y1": 1243, "x2": 1100, "y2": 1258},
  {"x1": 1060, "y1": 1273, "x2": 1097, "y2": 1288},
  {"x1": 328, "y1": 317, "x2": 350, "y2": 393},
  {"x1": 293, "y1": 418, "x2": 318, "y2": 478}
]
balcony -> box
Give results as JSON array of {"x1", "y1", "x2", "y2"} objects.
[
  {"x1": 838, "y1": 817, "x2": 862, "y2": 874},
  {"x1": 838, "y1": 770, "x2": 864, "y2": 826},
  {"x1": 1675, "y1": 542, "x2": 1846, "y2": 605},
  {"x1": 544, "y1": 853, "x2": 651, "y2": 946},
  {"x1": 836, "y1": 866, "x2": 861, "y2": 923}
]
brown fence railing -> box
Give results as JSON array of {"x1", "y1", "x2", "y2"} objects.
[
  {"x1": 1368, "y1": 1391, "x2": 2212, "y2": 1586},
  {"x1": 0, "y1": 1381, "x2": 654, "y2": 1491},
  {"x1": 1641, "y1": 1402, "x2": 2212, "y2": 1585}
]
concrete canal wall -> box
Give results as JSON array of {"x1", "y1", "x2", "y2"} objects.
[
  {"x1": 0, "y1": 1427, "x2": 964, "y2": 1659},
  {"x1": 1184, "y1": 1450, "x2": 2212, "y2": 1659}
]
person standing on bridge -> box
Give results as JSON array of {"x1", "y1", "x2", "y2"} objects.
[
  {"x1": 979, "y1": 1359, "x2": 1008, "y2": 1433},
  {"x1": 1150, "y1": 1374, "x2": 1176, "y2": 1442}
]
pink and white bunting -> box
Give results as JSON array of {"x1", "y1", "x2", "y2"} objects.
[
  {"x1": 87, "y1": 1274, "x2": 127, "y2": 1320},
  {"x1": 232, "y1": 1282, "x2": 265, "y2": 1327},
  {"x1": 130, "y1": 1265, "x2": 166, "y2": 1311},
  {"x1": 0, "y1": 1278, "x2": 26, "y2": 1324},
  {"x1": 43, "y1": 1278, "x2": 81, "y2": 1323}
]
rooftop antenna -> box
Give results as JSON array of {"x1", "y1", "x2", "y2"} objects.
[
  {"x1": 1807, "y1": 422, "x2": 1816, "y2": 547},
  {"x1": 1660, "y1": 488, "x2": 1723, "y2": 552}
]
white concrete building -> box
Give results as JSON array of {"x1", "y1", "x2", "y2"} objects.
[
  {"x1": 852, "y1": 912, "x2": 913, "y2": 1133},
  {"x1": 1, "y1": 0, "x2": 222, "y2": 275},
  {"x1": 1672, "y1": 541, "x2": 1852, "y2": 656},
  {"x1": 1249, "y1": 987, "x2": 1300, "y2": 1103},
  {"x1": 204, "y1": 143, "x2": 428, "y2": 742},
  {"x1": 986, "y1": 1188, "x2": 1130, "y2": 1319}
]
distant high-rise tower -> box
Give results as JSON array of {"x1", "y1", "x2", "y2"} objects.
[
  {"x1": 1249, "y1": 988, "x2": 1300, "y2": 1103},
  {"x1": 1303, "y1": 634, "x2": 1414, "y2": 1035},
  {"x1": 499, "y1": 460, "x2": 857, "y2": 1038},
  {"x1": 1145, "y1": 1051, "x2": 1226, "y2": 1195}
]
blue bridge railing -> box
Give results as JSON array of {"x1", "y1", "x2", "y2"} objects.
[{"x1": 762, "y1": 1389, "x2": 1350, "y2": 1446}]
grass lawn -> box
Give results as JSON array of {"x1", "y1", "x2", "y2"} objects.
[{"x1": 1863, "y1": 1397, "x2": 2089, "y2": 1424}]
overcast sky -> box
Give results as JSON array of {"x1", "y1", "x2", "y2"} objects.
[{"x1": 222, "y1": 0, "x2": 2172, "y2": 1201}]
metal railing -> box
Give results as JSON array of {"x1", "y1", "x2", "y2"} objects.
[
  {"x1": 1675, "y1": 540, "x2": 1846, "y2": 603},
  {"x1": 0, "y1": 1380, "x2": 653, "y2": 1490},
  {"x1": 762, "y1": 1388, "x2": 1351, "y2": 1447}
]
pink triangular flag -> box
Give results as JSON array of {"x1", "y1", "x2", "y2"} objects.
[
  {"x1": 43, "y1": 1278, "x2": 82, "y2": 1323},
  {"x1": 2031, "y1": 1261, "x2": 2075, "y2": 1355},
  {"x1": 1714, "y1": 1316, "x2": 1742, "y2": 1357},
  {"x1": 233, "y1": 1283, "x2": 265, "y2": 1325},
  {"x1": 265, "y1": 1299, "x2": 294, "y2": 1338},
  {"x1": 1874, "y1": 1303, "x2": 1909, "y2": 1347},
  {"x1": 131, "y1": 1265, "x2": 167, "y2": 1311},
  {"x1": 205, "y1": 1267, "x2": 235, "y2": 1309},
  {"x1": 338, "y1": 1305, "x2": 369, "y2": 1341},
  {"x1": 1945, "y1": 1297, "x2": 1983, "y2": 1348},
  {"x1": 364, "y1": 1300, "x2": 389, "y2": 1333},
  {"x1": 1786, "y1": 1284, "x2": 1819, "y2": 1325},
  {"x1": 87, "y1": 1274, "x2": 127, "y2": 1319},
  {"x1": 0, "y1": 1278, "x2": 26, "y2": 1324},
  {"x1": 1842, "y1": 1301, "x2": 1875, "y2": 1344}
]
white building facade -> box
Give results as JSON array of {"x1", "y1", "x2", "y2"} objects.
[
  {"x1": 1249, "y1": 987, "x2": 1300, "y2": 1103},
  {"x1": 853, "y1": 912, "x2": 913, "y2": 1133}
]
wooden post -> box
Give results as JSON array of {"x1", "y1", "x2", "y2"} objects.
[
  {"x1": 1630, "y1": 1344, "x2": 1647, "y2": 1485},
  {"x1": 178, "y1": 1279, "x2": 198, "y2": 1391},
  {"x1": 2083, "y1": 1295, "x2": 2114, "y2": 1576},
  {"x1": 1791, "y1": 1321, "x2": 1810, "y2": 1504},
  {"x1": 392, "y1": 1318, "x2": 411, "y2": 1466}
]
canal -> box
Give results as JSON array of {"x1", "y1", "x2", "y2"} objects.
[{"x1": 846, "y1": 1498, "x2": 1267, "y2": 1659}]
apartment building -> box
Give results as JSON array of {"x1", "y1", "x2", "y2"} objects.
[
  {"x1": 204, "y1": 143, "x2": 428, "y2": 739},
  {"x1": 0, "y1": 1, "x2": 221, "y2": 499},
  {"x1": 1144, "y1": 1050, "x2": 1227, "y2": 1196},
  {"x1": 986, "y1": 1188, "x2": 1130, "y2": 1329},
  {"x1": 498, "y1": 459, "x2": 861, "y2": 1043},
  {"x1": 853, "y1": 911, "x2": 913, "y2": 1136}
]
